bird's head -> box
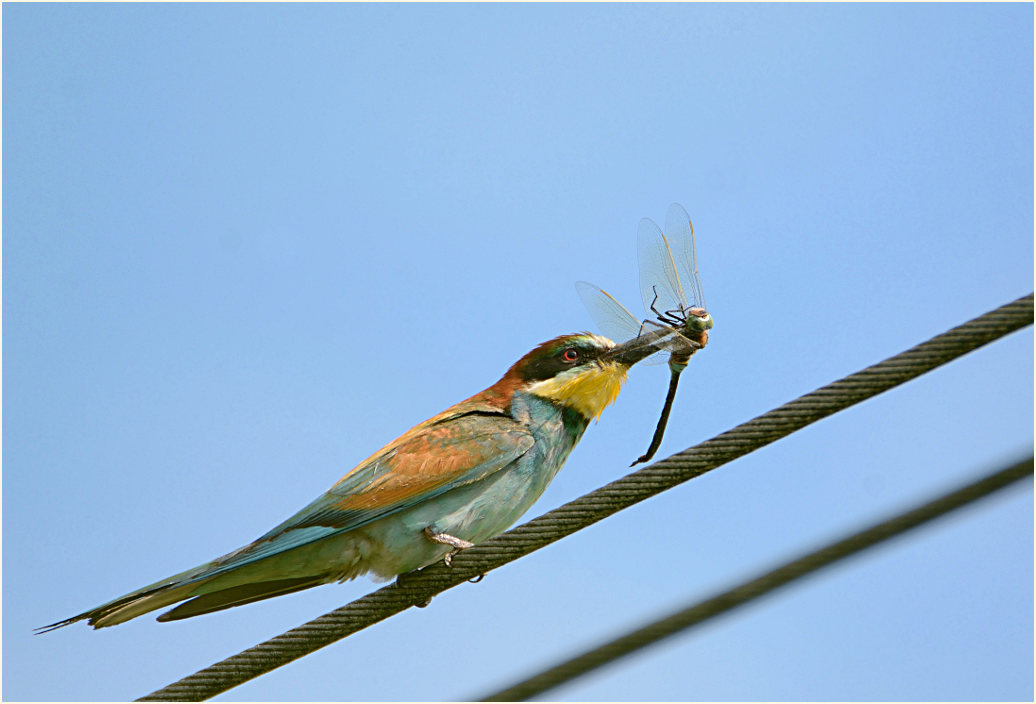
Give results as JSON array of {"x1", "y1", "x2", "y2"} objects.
[{"x1": 489, "y1": 333, "x2": 629, "y2": 421}]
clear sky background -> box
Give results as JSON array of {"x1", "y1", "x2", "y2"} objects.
[{"x1": 3, "y1": 4, "x2": 1032, "y2": 702}]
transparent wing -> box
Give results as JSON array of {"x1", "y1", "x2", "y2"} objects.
[
  {"x1": 665, "y1": 202, "x2": 706, "y2": 309},
  {"x1": 637, "y1": 216, "x2": 692, "y2": 322},
  {"x1": 575, "y1": 281, "x2": 645, "y2": 341},
  {"x1": 574, "y1": 281, "x2": 672, "y2": 365}
]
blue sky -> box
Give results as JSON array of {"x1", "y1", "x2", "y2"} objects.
[{"x1": 3, "y1": 3, "x2": 1032, "y2": 701}]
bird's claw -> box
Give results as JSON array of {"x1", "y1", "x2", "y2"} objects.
[{"x1": 424, "y1": 526, "x2": 474, "y2": 567}]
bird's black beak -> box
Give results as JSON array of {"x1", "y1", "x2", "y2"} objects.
[{"x1": 603, "y1": 328, "x2": 704, "y2": 368}]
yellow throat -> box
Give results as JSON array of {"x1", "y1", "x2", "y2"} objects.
[{"x1": 527, "y1": 361, "x2": 629, "y2": 421}]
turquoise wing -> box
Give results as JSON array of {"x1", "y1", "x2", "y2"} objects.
[{"x1": 196, "y1": 411, "x2": 535, "y2": 579}]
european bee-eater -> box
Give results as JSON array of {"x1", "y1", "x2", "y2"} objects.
[{"x1": 41, "y1": 332, "x2": 652, "y2": 630}]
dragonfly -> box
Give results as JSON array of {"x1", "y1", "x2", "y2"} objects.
[{"x1": 577, "y1": 203, "x2": 714, "y2": 466}]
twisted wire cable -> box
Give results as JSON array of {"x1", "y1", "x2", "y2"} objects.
[
  {"x1": 138, "y1": 293, "x2": 1033, "y2": 702},
  {"x1": 477, "y1": 455, "x2": 1034, "y2": 701}
]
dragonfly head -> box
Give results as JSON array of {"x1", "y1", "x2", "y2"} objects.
[
  {"x1": 685, "y1": 307, "x2": 714, "y2": 333},
  {"x1": 677, "y1": 307, "x2": 712, "y2": 356}
]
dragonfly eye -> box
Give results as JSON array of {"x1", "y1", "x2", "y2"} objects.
[{"x1": 561, "y1": 348, "x2": 580, "y2": 363}]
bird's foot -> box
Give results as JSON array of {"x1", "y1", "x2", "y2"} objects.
[{"x1": 424, "y1": 526, "x2": 474, "y2": 566}]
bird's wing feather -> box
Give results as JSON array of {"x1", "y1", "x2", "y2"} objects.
[
  {"x1": 37, "y1": 404, "x2": 535, "y2": 630},
  {"x1": 197, "y1": 408, "x2": 534, "y2": 580}
]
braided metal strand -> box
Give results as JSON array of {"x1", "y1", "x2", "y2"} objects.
[
  {"x1": 478, "y1": 456, "x2": 1034, "y2": 701},
  {"x1": 138, "y1": 293, "x2": 1032, "y2": 701}
]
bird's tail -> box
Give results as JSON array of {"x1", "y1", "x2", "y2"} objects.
[
  {"x1": 155, "y1": 576, "x2": 325, "y2": 622},
  {"x1": 38, "y1": 504, "x2": 359, "y2": 631},
  {"x1": 35, "y1": 576, "x2": 206, "y2": 632},
  {"x1": 37, "y1": 569, "x2": 330, "y2": 632}
]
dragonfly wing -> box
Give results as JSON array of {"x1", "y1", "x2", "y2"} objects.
[
  {"x1": 665, "y1": 203, "x2": 706, "y2": 309},
  {"x1": 574, "y1": 281, "x2": 645, "y2": 342},
  {"x1": 637, "y1": 216, "x2": 692, "y2": 319}
]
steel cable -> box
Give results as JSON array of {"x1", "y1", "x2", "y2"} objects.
[
  {"x1": 477, "y1": 456, "x2": 1034, "y2": 701},
  {"x1": 138, "y1": 293, "x2": 1033, "y2": 701}
]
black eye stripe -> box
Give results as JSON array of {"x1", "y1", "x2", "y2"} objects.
[{"x1": 523, "y1": 344, "x2": 601, "y2": 382}]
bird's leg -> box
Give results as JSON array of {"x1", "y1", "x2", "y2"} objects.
[{"x1": 424, "y1": 526, "x2": 474, "y2": 566}]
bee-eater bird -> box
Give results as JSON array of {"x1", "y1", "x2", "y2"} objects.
[{"x1": 41, "y1": 332, "x2": 652, "y2": 631}]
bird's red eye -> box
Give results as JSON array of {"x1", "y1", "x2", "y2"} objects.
[{"x1": 562, "y1": 348, "x2": 580, "y2": 363}]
